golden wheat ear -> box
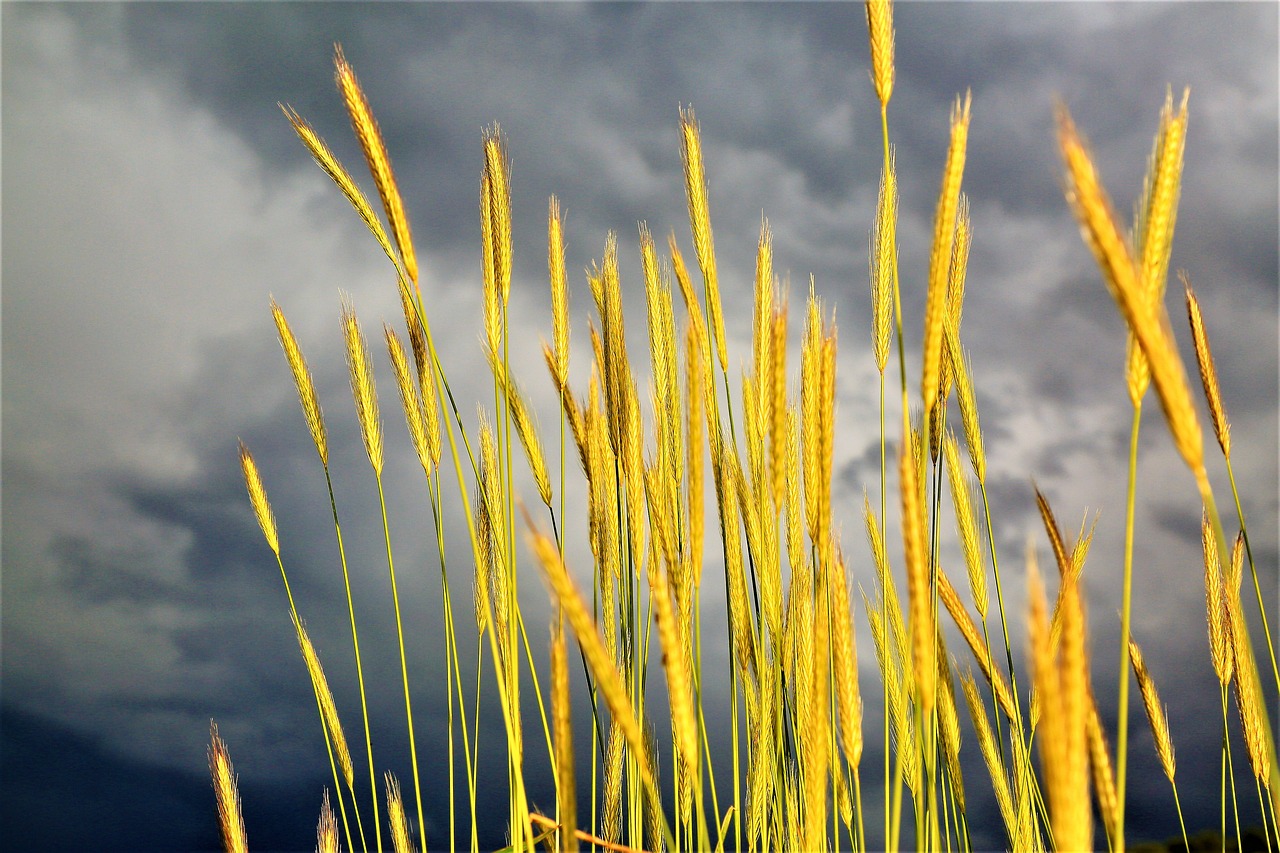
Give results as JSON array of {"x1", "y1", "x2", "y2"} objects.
[
  {"x1": 316, "y1": 791, "x2": 339, "y2": 853},
  {"x1": 208, "y1": 722, "x2": 249, "y2": 853}
]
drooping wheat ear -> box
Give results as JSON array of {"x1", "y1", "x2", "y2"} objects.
[
  {"x1": 484, "y1": 125, "x2": 513, "y2": 307},
  {"x1": 830, "y1": 548, "x2": 865, "y2": 769},
  {"x1": 1030, "y1": 562, "x2": 1093, "y2": 853},
  {"x1": 386, "y1": 326, "x2": 439, "y2": 477},
  {"x1": 1086, "y1": 696, "x2": 1120, "y2": 844},
  {"x1": 549, "y1": 196, "x2": 570, "y2": 382},
  {"x1": 385, "y1": 773, "x2": 417, "y2": 853},
  {"x1": 1226, "y1": 532, "x2": 1271, "y2": 784},
  {"x1": 922, "y1": 91, "x2": 972, "y2": 411},
  {"x1": 550, "y1": 620, "x2": 578, "y2": 853},
  {"x1": 719, "y1": 458, "x2": 758, "y2": 681},
  {"x1": 238, "y1": 442, "x2": 279, "y2": 557},
  {"x1": 1057, "y1": 103, "x2": 1204, "y2": 477},
  {"x1": 280, "y1": 105, "x2": 400, "y2": 274},
  {"x1": 1128, "y1": 638, "x2": 1176, "y2": 783},
  {"x1": 870, "y1": 149, "x2": 898, "y2": 374},
  {"x1": 525, "y1": 520, "x2": 660, "y2": 797},
  {"x1": 208, "y1": 722, "x2": 248, "y2": 853},
  {"x1": 1184, "y1": 275, "x2": 1231, "y2": 458},
  {"x1": 1034, "y1": 484, "x2": 1070, "y2": 580},
  {"x1": 961, "y1": 669, "x2": 1017, "y2": 841},
  {"x1": 334, "y1": 46, "x2": 417, "y2": 288},
  {"x1": 952, "y1": 338, "x2": 986, "y2": 483},
  {"x1": 341, "y1": 294, "x2": 384, "y2": 475},
  {"x1": 295, "y1": 617, "x2": 354, "y2": 791},
  {"x1": 271, "y1": 300, "x2": 329, "y2": 466},
  {"x1": 316, "y1": 790, "x2": 339, "y2": 853},
  {"x1": 864, "y1": 590, "x2": 917, "y2": 792},
  {"x1": 900, "y1": 440, "x2": 934, "y2": 717},
  {"x1": 644, "y1": 519, "x2": 698, "y2": 776},
  {"x1": 864, "y1": 494, "x2": 909, "y2": 687},
  {"x1": 937, "y1": 565, "x2": 1015, "y2": 721},
  {"x1": 1202, "y1": 511, "x2": 1233, "y2": 685},
  {"x1": 864, "y1": 0, "x2": 895, "y2": 108},
  {"x1": 944, "y1": 431, "x2": 987, "y2": 619},
  {"x1": 396, "y1": 277, "x2": 430, "y2": 392},
  {"x1": 485, "y1": 346, "x2": 553, "y2": 507},
  {"x1": 679, "y1": 106, "x2": 727, "y2": 372},
  {"x1": 938, "y1": 650, "x2": 968, "y2": 818}
]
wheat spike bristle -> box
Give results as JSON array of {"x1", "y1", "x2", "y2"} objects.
[
  {"x1": 864, "y1": 0, "x2": 895, "y2": 107},
  {"x1": 679, "y1": 106, "x2": 727, "y2": 372},
  {"x1": 1184, "y1": 275, "x2": 1231, "y2": 458},
  {"x1": 922, "y1": 91, "x2": 972, "y2": 410},
  {"x1": 295, "y1": 618, "x2": 354, "y2": 790},
  {"x1": 239, "y1": 442, "x2": 279, "y2": 556},
  {"x1": 1128, "y1": 638, "x2": 1176, "y2": 782},
  {"x1": 341, "y1": 294, "x2": 384, "y2": 475},
  {"x1": 208, "y1": 722, "x2": 249, "y2": 853},
  {"x1": 334, "y1": 47, "x2": 418, "y2": 287},
  {"x1": 316, "y1": 790, "x2": 339, "y2": 853},
  {"x1": 271, "y1": 299, "x2": 329, "y2": 467}
]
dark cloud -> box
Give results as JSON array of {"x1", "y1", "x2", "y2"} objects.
[{"x1": 4, "y1": 2, "x2": 1277, "y2": 850}]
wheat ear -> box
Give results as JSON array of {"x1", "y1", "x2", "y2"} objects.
[
  {"x1": 208, "y1": 722, "x2": 249, "y2": 853},
  {"x1": 922, "y1": 91, "x2": 972, "y2": 410},
  {"x1": 334, "y1": 46, "x2": 417, "y2": 287},
  {"x1": 864, "y1": 0, "x2": 895, "y2": 108},
  {"x1": 1184, "y1": 274, "x2": 1231, "y2": 457},
  {"x1": 385, "y1": 773, "x2": 417, "y2": 853},
  {"x1": 316, "y1": 790, "x2": 339, "y2": 853}
]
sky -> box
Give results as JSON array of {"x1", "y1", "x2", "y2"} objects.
[{"x1": 2, "y1": 2, "x2": 1277, "y2": 851}]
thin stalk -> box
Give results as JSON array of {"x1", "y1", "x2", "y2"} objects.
[
  {"x1": 1115, "y1": 403, "x2": 1142, "y2": 851},
  {"x1": 322, "y1": 469, "x2": 377, "y2": 853},
  {"x1": 374, "y1": 474, "x2": 426, "y2": 842}
]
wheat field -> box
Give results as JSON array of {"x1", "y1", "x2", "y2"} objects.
[{"x1": 214, "y1": 4, "x2": 1279, "y2": 851}]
